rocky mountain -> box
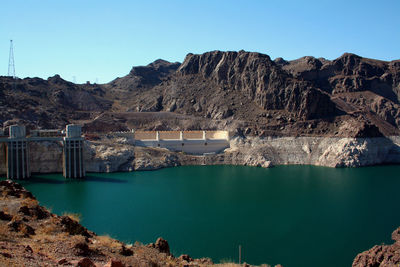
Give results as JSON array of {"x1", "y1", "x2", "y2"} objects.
[
  {"x1": 1, "y1": 50, "x2": 399, "y2": 137},
  {"x1": 0, "y1": 75, "x2": 111, "y2": 129}
]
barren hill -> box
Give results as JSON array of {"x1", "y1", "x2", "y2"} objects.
[{"x1": 1, "y1": 50, "x2": 399, "y2": 137}]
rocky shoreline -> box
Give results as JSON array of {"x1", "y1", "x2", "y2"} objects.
[
  {"x1": 2, "y1": 135, "x2": 400, "y2": 176},
  {"x1": 0, "y1": 179, "x2": 274, "y2": 267},
  {"x1": 85, "y1": 135, "x2": 400, "y2": 171}
]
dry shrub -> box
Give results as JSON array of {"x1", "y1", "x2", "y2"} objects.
[
  {"x1": 20, "y1": 198, "x2": 38, "y2": 208},
  {"x1": 41, "y1": 223, "x2": 58, "y2": 235},
  {"x1": 213, "y1": 264, "x2": 240, "y2": 267},
  {"x1": 0, "y1": 257, "x2": 17, "y2": 267},
  {"x1": 0, "y1": 224, "x2": 11, "y2": 240}
]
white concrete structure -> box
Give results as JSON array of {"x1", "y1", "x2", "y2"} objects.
[
  {"x1": 134, "y1": 130, "x2": 230, "y2": 155},
  {"x1": 66, "y1": 124, "x2": 82, "y2": 138},
  {"x1": 9, "y1": 125, "x2": 26, "y2": 138}
]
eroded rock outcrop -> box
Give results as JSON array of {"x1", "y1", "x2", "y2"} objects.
[{"x1": 228, "y1": 135, "x2": 400, "y2": 168}]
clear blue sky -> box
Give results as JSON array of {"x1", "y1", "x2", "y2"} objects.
[{"x1": 1, "y1": 0, "x2": 399, "y2": 84}]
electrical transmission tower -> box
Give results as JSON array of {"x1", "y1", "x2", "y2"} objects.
[
  {"x1": 7, "y1": 40, "x2": 17, "y2": 90},
  {"x1": 8, "y1": 40, "x2": 16, "y2": 78}
]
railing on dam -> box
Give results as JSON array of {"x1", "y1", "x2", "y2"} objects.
[
  {"x1": 133, "y1": 130, "x2": 229, "y2": 141},
  {"x1": 133, "y1": 130, "x2": 230, "y2": 154}
]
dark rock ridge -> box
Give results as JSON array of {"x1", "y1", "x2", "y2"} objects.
[
  {"x1": 1, "y1": 50, "x2": 400, "y2": 137},
  {"x1": 106, "y1": 59, "x2": 180, "y2": 93}
]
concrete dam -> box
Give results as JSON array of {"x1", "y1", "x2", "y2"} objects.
[
  {"x1": 0, "y1": 126, "x2": 230, "y2": 179},
  {"x1": 132, "y1": 130, "x2": 230, "y2": 154}
]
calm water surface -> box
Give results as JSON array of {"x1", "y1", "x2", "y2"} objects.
[{"x1": 7, "y1": 165, "x2": 400, "y2": 266}]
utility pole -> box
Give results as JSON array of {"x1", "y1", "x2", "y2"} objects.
[
  {"x1": 239, "y1": 244, "x2": 242, "y2": 264},
  {"x1": 8, "y1": 40, "x2": 16, "y2": 90}
]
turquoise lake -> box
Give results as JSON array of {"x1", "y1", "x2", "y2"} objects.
[{"x1": 6, "y1": 165, "x2": 400, "y2": 266}]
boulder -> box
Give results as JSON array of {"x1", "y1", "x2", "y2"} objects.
[
  {"x1": 103, "y1": 259, "x2": 125, "y2": 267},
  {"x1": 76, "y1": 257, "x2": 96, "y2": 267},
  {"x1": 155, "y1": 237, "x2": 170, "y2": 255},
  {"x1": 0, "y1": 211, "x2": 13, "y2": 221},
  {"x1": 61, "y1": 215, "x2": 92, "y2": 237},
  {"x1": 178, "y1": 254, "x2": 193, "y2": 262}
]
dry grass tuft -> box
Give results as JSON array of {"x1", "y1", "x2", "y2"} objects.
[
  {"x1": 97, "y1": 234, "x2": 122, "y2": 249},
  {"x1": 62, "y1": 212, "x2": 81, "y2": 222}
]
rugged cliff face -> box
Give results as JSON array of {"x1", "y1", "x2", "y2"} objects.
[{"x1": 177, "y1": 51, "x2": 338, "y2": 120}]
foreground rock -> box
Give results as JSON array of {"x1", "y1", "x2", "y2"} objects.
[
  {"x1": 0, "y1": 180, "x2": 270, "y2": 267},
  {"x1": 352, "y1": 227, "x2": 400, "y2": 266}
]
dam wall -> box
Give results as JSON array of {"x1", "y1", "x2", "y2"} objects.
[
  {"x1": 133, "y1": 130, "x2": 230, "y2": 154},
  {"x1": 29, "y1": 141, "x2": 63, "y2": 173},
  {"x1": 0, "y1": 141, "x2": 69, "y2": 176}
]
